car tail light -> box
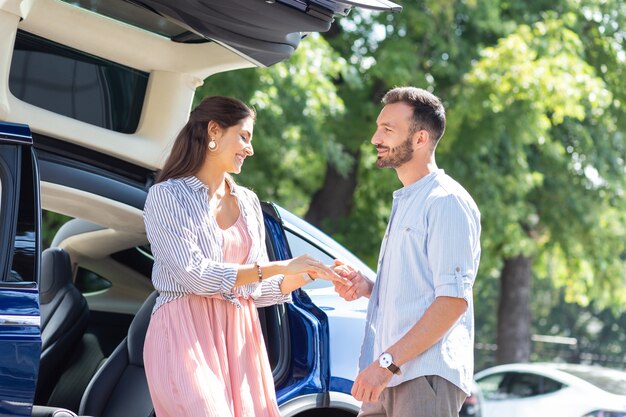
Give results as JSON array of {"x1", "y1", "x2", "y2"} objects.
[{"x1": 464, "y1": 394, "x2": 478, "y2": 405}]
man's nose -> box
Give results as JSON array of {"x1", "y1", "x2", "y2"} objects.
[{"x1": 371, "y1": 130, "x2": 382, "y2": 145}]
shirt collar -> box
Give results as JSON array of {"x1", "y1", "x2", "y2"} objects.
[
  {"x1": 393, "y1": 169, "x2": 443, "y2": 199},
  {"x1": 182, "y1": 175, "x2": 238, "y2": 196}
]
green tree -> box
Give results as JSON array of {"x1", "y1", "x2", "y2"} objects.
[{"x1": 445, "y1": 11, "x2": 626, "y2": 362}]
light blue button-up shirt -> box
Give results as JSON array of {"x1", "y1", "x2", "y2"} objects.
[{"x1": 359, "y1": 169, "x2": 481, "y2": 395}]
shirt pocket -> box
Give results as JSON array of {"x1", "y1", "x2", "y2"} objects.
[
  {"x1": 399, "y1": 224, "x2": 426, "y2": 238},
  {"x1": 397, "y1": 224, "x2": 427, "y2": 254}
]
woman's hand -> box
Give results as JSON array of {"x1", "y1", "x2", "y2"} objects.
[{"x1": 281, "y1": 255, "x2": 347, "y2": 284}]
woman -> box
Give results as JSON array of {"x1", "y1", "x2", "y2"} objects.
[{"x1": 143, "y1": 96, "x2": 341, "y2": 417}]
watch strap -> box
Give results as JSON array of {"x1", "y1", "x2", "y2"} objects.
[{"x1": 387, "y1": 362, "x2": 400, "y2": 374}]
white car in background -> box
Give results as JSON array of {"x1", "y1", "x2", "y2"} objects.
[{"x1": 475, "y1": 362, "x2": 626, "y2": 417}]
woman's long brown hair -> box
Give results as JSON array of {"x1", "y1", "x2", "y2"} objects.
[{"x1": 156, "y1": 96, "x2": 256, "y2": 183}]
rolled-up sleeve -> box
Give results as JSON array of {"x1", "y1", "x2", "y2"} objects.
[
  {"x1": 144, "y1": 185, "x2": 238, "y2": 295},
  {"x1": 427, "y1": 195, "x2": 479, "y2": 303},
  {"x1": 253, "y1": 275, "x2": 291, "y2": 308}
]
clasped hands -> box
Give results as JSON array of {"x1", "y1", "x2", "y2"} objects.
[
  {"x1": 284, "y1": 256, "x2": 375, "y2": 294},
  {"x1": 283, "y1": 255, "x2": 351, "y2": 285},
  {"x1": 330, "y1": 259, "x2": 373, "y2": 301}
]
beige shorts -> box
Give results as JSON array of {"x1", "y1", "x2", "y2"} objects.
[{"x1": 358, "y1": 375, "x2": 467, "y2": 417}]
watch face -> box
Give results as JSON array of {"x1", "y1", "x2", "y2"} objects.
[{"x1": 379, "y1": 353, "x2": 392, "y2": 368}]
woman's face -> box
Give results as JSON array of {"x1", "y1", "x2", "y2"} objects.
[{"x1": 209, "y1": 116, "x2": 255, "y2": 174}]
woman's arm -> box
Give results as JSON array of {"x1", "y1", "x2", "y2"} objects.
[
  {"x1": 234, "y1": 256, "x2": 336, "y2": 287},
  {"x1": 279, "y1": 273, "x2": 314, "y2": 294}
]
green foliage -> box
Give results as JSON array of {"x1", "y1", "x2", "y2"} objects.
[
  {"x1": 445, "y1": 11, "x2": 626, "y2": 308},
  {"x1": 42, "y1": 211, "x2": 72, "y2": 249}
]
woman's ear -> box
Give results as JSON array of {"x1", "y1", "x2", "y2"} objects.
[{"x1": 207, "y1": 120, "x2": 222, "y2": 139}]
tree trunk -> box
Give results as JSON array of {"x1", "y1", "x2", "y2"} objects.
[
  {"x1": 496, "y1": 255, "x2": 533, "y2": 364},
  {"x1": 305, "y1": 150, "x2": 360, "y2": 232}
]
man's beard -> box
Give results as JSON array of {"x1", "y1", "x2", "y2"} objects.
[{"x1": 376, "y1": 135, "x2": 413, "y2": 168}]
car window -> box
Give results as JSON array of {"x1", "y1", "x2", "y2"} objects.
[
  {"x1": 284, "y1": 229, "x2": 334, "y2": 290},
  {"x1": 75, "y1": 267, "x2": 112, "y2": 294},
  {"x1": 478, "y1": 371, "x2": 564, "y2": 400},
  {"x1": 60, "y1": 0, "x2": 205, "y2": 41},
  {"x1": 507, "y1": 373, "x2": 544, "y2": 398},
  {"x1": 541, "y1": 375, "x2": 564, "y2": 394},
  {"x1": 8, "y1": 151, "x2": 38, "y2": 283},
  {"x1": 477, "y1": 372, "x2": 509, "y2": 401},
  {"x1": 10, "y1": 30, "x2": 148, "y2": 134}
]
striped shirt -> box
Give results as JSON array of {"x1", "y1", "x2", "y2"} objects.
[
  {"x1": 359, "y1": 169, "x2": 481, "y2": 395},
  {"x1": 143, "y1": 175, "x2": 291, "y2": 313}
]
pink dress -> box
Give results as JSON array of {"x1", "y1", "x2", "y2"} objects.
[{"x1": 144, "y1": 214, "x2": 281, "y2": 417}]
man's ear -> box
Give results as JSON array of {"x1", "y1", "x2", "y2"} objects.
[{"x1": 413, "y1": 129, "x2": 430, "y2": 148}]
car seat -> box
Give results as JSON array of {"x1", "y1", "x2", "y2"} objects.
[
  {"x1": 78, "y1": 291, "x2": 157, "y2": 417},
  {"x1": 37, "y1": 248, "x2": 89, "y2": 404}
]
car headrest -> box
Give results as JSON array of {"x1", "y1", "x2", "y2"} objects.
[{"x1": 40, "y1": 248, "x2": 74, "y2": 305}]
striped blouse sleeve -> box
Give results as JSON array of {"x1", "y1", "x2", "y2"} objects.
[
  {"x1": 247, "y1": 192, "x2": 292, "y2": 308},
  {"x1": 144, "y1": 184, "x2": 238, "y2": 295}
]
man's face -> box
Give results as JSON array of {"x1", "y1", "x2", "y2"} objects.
[{"x1": 371, "y1": 102, "x2": 415, "y2": 169}]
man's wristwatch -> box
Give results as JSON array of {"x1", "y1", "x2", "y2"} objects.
[{"x1": 378, "y1": 352, "x2": 401, "y2": 375}]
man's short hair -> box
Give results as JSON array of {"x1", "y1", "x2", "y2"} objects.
[{"x1": 382, "y1": 87, "x2": 446, "y2": 144}]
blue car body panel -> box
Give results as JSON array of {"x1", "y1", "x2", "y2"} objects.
[
  {"x1": 0, "y1": 122, "x2": 41, "y2": 417},
  {"x1": 0, "y1": 284, "x2": 40, "y2": 417}
]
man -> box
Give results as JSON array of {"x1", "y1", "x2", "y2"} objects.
[{"x1": 333, "y1": 87, "x2": 481, "y2": 417}]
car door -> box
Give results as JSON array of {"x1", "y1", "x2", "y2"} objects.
[
  {"x1": 0, "y1": 122, "x2": 42, "y2": 417},
  {"x1": 262, "y1": 203, "x2": 376, "y2": 415},
  {"x1": 260, "y1": 202, "x2": 332, "y2": 405}
]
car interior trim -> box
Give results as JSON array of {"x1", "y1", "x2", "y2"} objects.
[{"x1": 0, "y1": 314, "x2": 40, "y2": 327}]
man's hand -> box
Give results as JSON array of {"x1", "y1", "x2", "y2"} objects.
[
  {"x1": 332, "y1": 259, "x2": 373, "y2": 300},
  {"x1": 351, "y1": 361, "x2": 393, "y2": 403}
]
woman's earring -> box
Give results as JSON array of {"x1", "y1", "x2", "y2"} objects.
[{"x1": 208, "y1": 137, "x2": 218, "y2": 151}]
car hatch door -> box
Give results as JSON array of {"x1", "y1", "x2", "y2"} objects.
[{"x1": 0, "y1": 122, "x2": 41, "y2": 417}]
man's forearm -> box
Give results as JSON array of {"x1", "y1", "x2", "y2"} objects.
[{"x1": 386, "y1": 296, "x2": 468, "y2": 367}]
